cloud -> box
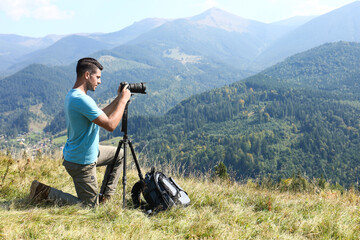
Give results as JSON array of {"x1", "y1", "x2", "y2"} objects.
[{"x1": 0, "y1": 0, "x2": 74, "y2": 21}]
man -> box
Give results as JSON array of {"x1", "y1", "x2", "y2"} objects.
[{"x1": 29, "y1": 57, "x2": 131, "y2": 207}]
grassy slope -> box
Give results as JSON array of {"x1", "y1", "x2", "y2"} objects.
[{"x1": 1, "y1": 151, "x2": 360, "y2": 239}]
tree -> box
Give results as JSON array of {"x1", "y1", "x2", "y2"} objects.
[{"x1": 214, "y1": 161, "x2": 229, "y2": 180}]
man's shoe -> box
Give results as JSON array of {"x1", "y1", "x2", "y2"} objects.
[
  {"x1": 29, "y1": 180, "x2": 51, "y2": 203},
  {"x1": 99, "y1": 194, "x2": 111, "y2": 204}
]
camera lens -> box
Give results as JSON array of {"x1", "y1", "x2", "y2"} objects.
[{"x1": 128, "y1": 83, "x2": 146, "y2": 94}]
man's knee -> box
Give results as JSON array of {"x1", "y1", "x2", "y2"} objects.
[
  {"x1": 98, "y1": 145, "x2": 123, "y2": 166},
  {"x1": 73, "y1": 175, "x2": 98, "y2": 204},
  {"x1": 63, "y1": 161, "x2": 98, "y2": 206}
]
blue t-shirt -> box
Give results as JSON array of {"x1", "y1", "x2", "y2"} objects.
[{"x1": 63, "y1": 89, "x2": 104, "y2": 165}]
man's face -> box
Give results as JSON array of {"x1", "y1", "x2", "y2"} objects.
[{"x1": 86, "y1": 68, "x2": 101, "y2": 92}]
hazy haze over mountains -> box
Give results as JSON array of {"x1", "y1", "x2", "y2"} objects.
[
  {"x1": 0, "y1": 18, "x2": 170, "y2": 75},
  {"x1": 255, "y1": 1, "x2": 360, "y2": 67},
  {"x1": 0, "y1": 34, "x2": 63, "y2": 74},
  {"x1": 0, "y1": 4, "x2": 320, "y2": 76}
]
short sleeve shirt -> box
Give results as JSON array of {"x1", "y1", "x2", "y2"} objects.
[{"x1": 63, "y1": 89, "x2": 104, "y2": 165}]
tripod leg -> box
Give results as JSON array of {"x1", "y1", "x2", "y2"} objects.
[
  {"x1": 128, "y1": 140, "x2": 144, "y2": 181},
  {"x1": 100, "y1": 140, "x2": 124, "y2": 197},
  {"x1": 122, "y1": 140, "x2": 127, "y2": 208}
]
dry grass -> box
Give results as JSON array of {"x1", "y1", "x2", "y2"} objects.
[{"x1": 1, "y1": 151, "x2": 360, "y2": 239}]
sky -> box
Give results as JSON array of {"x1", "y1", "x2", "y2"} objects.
[{"x1": 0, "y1": 0, "x2": 357, "y2": 38}]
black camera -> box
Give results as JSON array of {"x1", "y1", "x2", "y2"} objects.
[{"x1": 120, "y1": 82, "x2": 146, "y2": 94}]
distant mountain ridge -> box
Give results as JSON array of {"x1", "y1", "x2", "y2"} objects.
[
  {"x1": 189, "y1": 7, "x2": 260, "y2": 33},
  {"x1": 0, "y1": 18, "x2": 170, "y2": 76},
  {"x1": 7, "y1": 35, "x2": 112, "y2": 74},
  {"x1": 255, "y1": 1, "x2": 360, "y2": 67},
  {"x1": 0, "y1": 34, "x2": 63, "y2": 75},
  {"x1": 3, "y1": 2, "x2": 360, "y2": 77},
  {"x1": 93, "y1": 18, "x2": 170, "y2": 45},
  {"x1": 0, "y1": 5, "x2": 311, "y2": 76}
]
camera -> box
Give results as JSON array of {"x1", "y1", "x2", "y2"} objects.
[{"x1": 120, "y1": 82, "x2": 146, "y2": 94}]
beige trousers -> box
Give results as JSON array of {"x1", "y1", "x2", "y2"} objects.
[{"x1": 50, "y1": 145, "x2": 123, "y2": 207}]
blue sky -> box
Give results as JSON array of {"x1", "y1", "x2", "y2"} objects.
[{"x1": 0, "y1": 0, "x2": 356, "y2": 37}]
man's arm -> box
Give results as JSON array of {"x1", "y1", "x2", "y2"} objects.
[
  {"x1": 92, "y1": 86, "x2": 131, "y2": 132},
  {"x1": 102, "y1": 96, "x2": 120, "y2": 116}
]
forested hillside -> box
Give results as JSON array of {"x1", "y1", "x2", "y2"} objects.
[
  {"x1": 42, "y1": 49, "x2": 249, "y2": 135},
  {"x1": 257, "y1": 41, "x2": 360, "y2": 93},
  {"x1": 0, "y1": 44, "x2": 248, "y2": 137},
  {"x1": 123, "y1": 42, "x2": 360, "y2": 187},
  {"x1": 0, "y1": 64, "x2": 73, "y2": 136}
]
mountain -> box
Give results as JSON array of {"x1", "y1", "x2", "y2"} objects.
[
  {"x1": 187, "y1": 7, "x2": 295, "y2": 70},
  {"x1": 7, "y1": 35, "x2": 113, "y2": 74},
  {"x1": 105, "y1": 3, "x2": 360, "y2": 73},
  {"x1": 83, "y1": 11, "x2": 265, "y2": 116},
  {"x1": 22, "y1": 18, "x2": 170, "y2": 68},
  {"x1": 125, "y1": 42, "x2": 360, "y2": 187},
  {"x1": 3, "y1": 2, "x2": 360, "y2": 78},
  {"x1": 0, "y1": 34, "x2": 63, "y2": 75},
  {"x1": 256, "y1": 41, "x2": 360, "y2": 93},
  {"x1": 1, "y1": 8, "x2": 297, "y2": 77},
  {"x1": 4, "y1": 2, "x2": 360, "y2": 138},
  {"x1": 1, "y1": 18, "x2": 169, "y2": 76},
  {"x1": 3, "y1": 4, "x2": 360, "y2": 187},
  {"x1": 0, "y1": 64, "x2": 73, "y2": 136},
  {"x1": 1, "y1": 24, "x2": 252, "y2": 137},
  {"x1": 189, "y1": 7, "x2": 277, "y2": 33},
  {"x1": 73, "y1": 9, "x2": 290, "y2": 114},
  {"x1": 93, "y1": 18, "x2": 170, "y2": 45},
  {"x1": 110, "y1": 10, "x2": 293, "y2": 72},
  {"x1": 256, "y1": 1, "x2": 360, "y2": 67}
]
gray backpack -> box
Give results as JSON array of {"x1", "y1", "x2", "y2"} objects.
[{"x1": 131, "y1": 167, "x2": 190, "y2": 213}]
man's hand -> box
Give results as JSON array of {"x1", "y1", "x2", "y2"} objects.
[
  {"x1": 118, "y1": 84, "x2": 131, "y2": 104},
  {"x1": 93, "y1": 83, "x2": 132, "y2": 132}
]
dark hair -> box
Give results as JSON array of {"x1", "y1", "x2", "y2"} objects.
[{"x1": 76, "y1": 57, "x2": 103, "y2": 78}]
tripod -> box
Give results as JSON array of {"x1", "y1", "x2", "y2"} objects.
[{"x1": 100, "y1": 101, "x2": 144, "y2": 208}]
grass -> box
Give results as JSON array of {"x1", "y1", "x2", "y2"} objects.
[
  {"x1": 99, "y1": 137, "x2": 123, "y2": 146},
  {"x1": 52, "y1": 135, "x2": 67, "y2": 146},
  {"x1": 52, "y1": 135, "x2": 122, "y2": 147},
  {"x1": 1, "y1": 151, "x2": 360, "y2": 239}
]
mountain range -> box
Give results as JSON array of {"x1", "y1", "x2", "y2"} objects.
[
  {"x1": 2, "y1": 1, "x2": 360, "y2": 186},
  {"x1": 0, "y1": 18, "x2": 169, "y2": 76},
  {"x1": 255, "y1": 1, "x2": 360, "y2": 67},
  {"x1": 1, "y1": 2, "x2": 360, "y2": 132},
  {"x1": 2, "y1": 1, "x2": 360, "y2": 78},
  {"x1": 0, "y1": 34, "x2": 63, "y2": 75},
  {"x1": 0, "y1": 5, "x2": 314, "y2": 77},
  {"x1": 126, "y1": 41, "x2": 360, "y2": 187}
]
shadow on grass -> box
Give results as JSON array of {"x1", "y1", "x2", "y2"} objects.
[
  {"x1": 0, "y1": 197, "x2": 64, "y2": 211},
  {"x1": 0, "y1": 196, "x2": 144, "y2": 214}
]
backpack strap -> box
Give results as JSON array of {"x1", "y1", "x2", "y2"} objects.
[{"x1": 154, "y1": 172, "x2": 175, "y2": 208}]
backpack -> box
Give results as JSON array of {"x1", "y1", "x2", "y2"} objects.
[{"x1": 131, "y1": 167, "x2": 190, "y2": 214}]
